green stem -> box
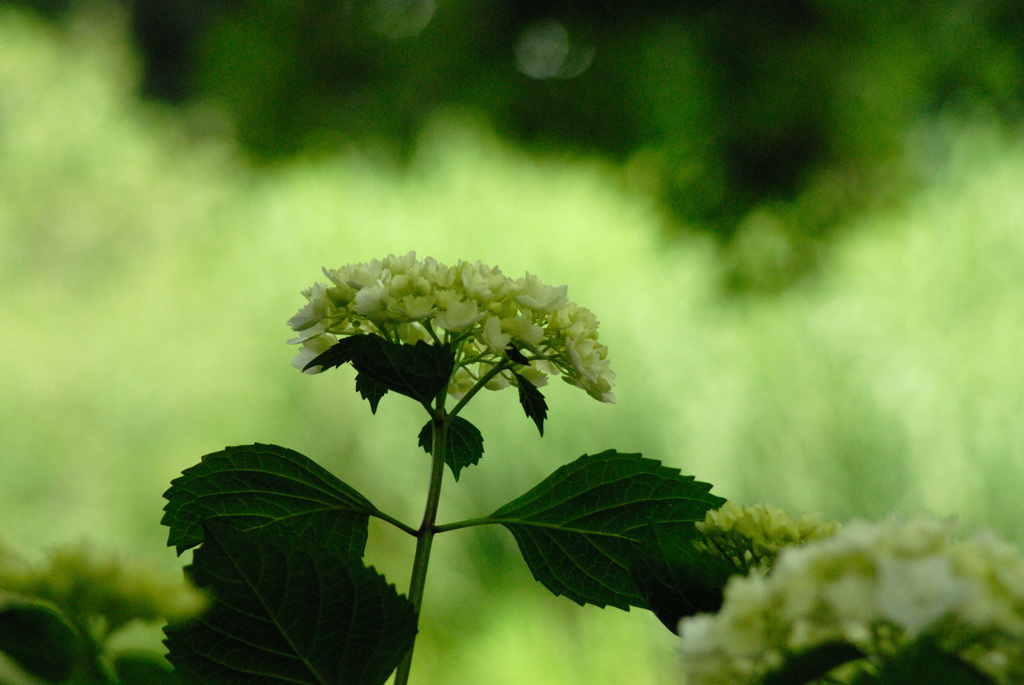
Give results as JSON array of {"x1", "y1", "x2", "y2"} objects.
[
  {"x1": 393, "y1": 415, "x2": 448, "y2": 685},
  {"x1": 447, "y1": 360, "x2": 512, "y2": 419},
  {"x1": 370, "y1": 511, "x2": 418, "y2": 537},
  {"x1": 432, "y1": 516, "x2": 498, "y2": 533}
]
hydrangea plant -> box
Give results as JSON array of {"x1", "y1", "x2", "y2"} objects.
[
  {"x1": 159, "y1": 253, "x2": 727, "y2": 685},
  {"x1": 142, "y1": 253, "x2": 1023, "y2": 684}
]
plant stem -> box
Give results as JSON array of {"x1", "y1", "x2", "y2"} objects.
[
  {"x1": 393, "y1": 415, "x2": 447, "y2": 685},
  {"x1": 433, "y1": 516, "x2": 499, "y2": 533},
  {"x1": 447, "y1": 360, "x2": 512, "y2": 419},
  {"x1": 370, "y1": 510, "x2": 418, "y2": 537}
]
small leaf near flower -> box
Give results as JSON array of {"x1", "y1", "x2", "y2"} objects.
[
  {"x1": 505, "y1": 342, "x2": 531, "y2": 365},
  {"x1": 303, "y1": 335, "x2": 363, "y2": 373},
  {"x1": 356, "y1": 373, "x2": 389, "y2": 414},
  {"x1": 306, "y1": 335, "x2": 455, "y2": 410},
  {"x1": 416, "y1": 417, "x2": 485, "y2": 481},
  {"x1": 513, "y1": 370, "x2": 548, "y2": 436}
]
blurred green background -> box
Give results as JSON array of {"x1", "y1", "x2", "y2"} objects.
[{"x1": 2, "y1": 2, "x2": 1024, "y2": 682}]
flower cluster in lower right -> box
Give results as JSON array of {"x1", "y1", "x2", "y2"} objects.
[{"x1": 679, "y1": 512, "x2": 1024, "y2": 684}]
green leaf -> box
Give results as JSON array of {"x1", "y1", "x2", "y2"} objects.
[
  {"x1": 505, "y1": 343, "x2": 530, "y2": 365},
  {"x1": 488, "y1": 450, "x2": 725, "y2": 609},
  {"x1": 352, "y1": 337, "x2": 454, "y2": 406},
  {"x1": 355, "y1": 373, "x2": 388, "y2": 413},
  {"x1": 165, "y1": 522, "x2": 417, "y2": 685},
  {"x1": 871, "y1": 636, "x2": 993, "y2": 685},
  {"x1": 513, "y1": 371, "x2": 547, "y2": 436},
  {"x1": 0, "y1": 597, "x2": 80, "y2": 683},
  {"x1": 416, "y1": 417, "x2": 485, "y2": 481},
  {"x1": 630, "y1": 522, "x2": 735, "y2": 632},
  {"x1": 162, "y1": 443, "x2": 378, "y2": 556},
  {"x1": 113, "y1": 650, "x2": 188, "y2": 685},
  {"x1": 306, "y1": 335, "x2": 455, "y2": 409},
  {"x1": 303, "y1": 336, "x2": 363, "y2": 373},
  {"x1": 761, "y1": 641, "x2": 866, "y2": 685}
]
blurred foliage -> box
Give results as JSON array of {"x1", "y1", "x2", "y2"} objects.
[
  {"x1": 6, "y1": 0, "x2": 1024, "y2": 291},
  {"x1": 4, "y1": 4, "x2": 1024, "y2": 682},
  {"x1": 0, "y1": 538, "x2": 203, "y2": 683}
]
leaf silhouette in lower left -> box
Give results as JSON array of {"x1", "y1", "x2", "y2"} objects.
[{"x1": 165, "y1": 522, "x2": 417, "y2": 685}]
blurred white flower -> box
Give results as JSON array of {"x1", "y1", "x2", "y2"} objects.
[{"x1": 679, "y1": 515, "x2": 1024, "y2": 684}]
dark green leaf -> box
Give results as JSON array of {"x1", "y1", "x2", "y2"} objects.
[
  {"x1": 513, "y1": 371, "x2": 547, "y2": 436},
  {"x1": 162, "y1": 443, "x2": 377, "y2": 556},
  {"x1": 761, "y1": 641, "x2": 866, "y2": 685},
  {"x1": 0, "y1": 598, "x2": 80, "y2": 683},
  {"x1": 505, "y1": 343, "x2": 530, "y2": 365},
  {"x1": 872, "y1": 636, "x2": 993, "y2": 685},
  {"x1": 488, "y1": 450, "x2": 725, "y2": 609},
  {"x1": 303, "y1": 336, "x2": 363, "y2": 372},
  {"x1": 113, "y1": 650, "x2": 188, "y2": 685},
  {"x1": 355, "y1": 373, "x2": 388, "y2": 413},
  {"x1": 305, "y1": 336, "x2": 455, "y2": 410},
  {"x1": 631, "y1": 522, "x2": 735, "y2": 632},
  {"x1": 351, "y1": 337, "x2": 454, "y2": 406},
  {"x1": 416, "y1": 417, "x2": 485, "y2": 481},
  {"x1": 165, "y1": 522, "x2": 417, "y2": 685}
]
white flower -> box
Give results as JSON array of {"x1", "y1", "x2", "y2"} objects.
[
  {"x1": 435, "y1": 298, "x2": 484, "y2": 332},
  {"x1": 393, "y1": 294, "x2": 436, "y2": 321},
  {"x1": 503, "y1": 313, "x2": 545, "y2": 348},
  {"x1": 478, "y1": 315, "x2": 511, "y2": 351},
  {"x1": 679, "y1": 515, "x2": 1024, "y2": 685},
  {"x1": 291, "y1": 335, "x2": 335, "y2": 374},
  {"x1": 460, "y1": 260, "x2": 510, "y2": 304},
  {"x1": 514, "y1": 273, "x2": 568, "y2": 312},
  {"x1": 288, "y1": 252, "x2": 614, "y2": 402},
  {"x1": 287, "y1": 283, "x2": 330, "y2": 332},
  {"x1": 447, "y1": 367, "x2": 477, "y2": 399},
  {"x1": 353, "y1": 280, "x2": 394, "y2": 322},
  {"x1": 341, "y1": 258, "x2": 384, "y2": 290},
  {"x1": 877, "y1": 555, "x2": 971, "y2": 635},
  {"x1": 513, "y1": 364, "x2": 549, "y2": 388}
]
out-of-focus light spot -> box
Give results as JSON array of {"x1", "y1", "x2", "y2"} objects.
[
  {"x1": 514, "y1": 20, "x2": 594, "y2": 80},
  {"x1": 368, "y1": 0, "x2": 436, "y2": 39}
]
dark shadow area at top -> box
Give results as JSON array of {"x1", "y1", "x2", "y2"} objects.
[{"x1": 9, "y1": 0, "x2": 1024, "y2": 292}]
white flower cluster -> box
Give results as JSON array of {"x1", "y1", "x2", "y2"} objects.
[
  {"x1": 288, "y1": 252, "x2": 615, "y2": 402},
  {"x1": 678, "y1": 515, "x2": 1024, "y2": 684},
  {"x1": 696, "y1": 501, "x2": 841, "y2": 571}
]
